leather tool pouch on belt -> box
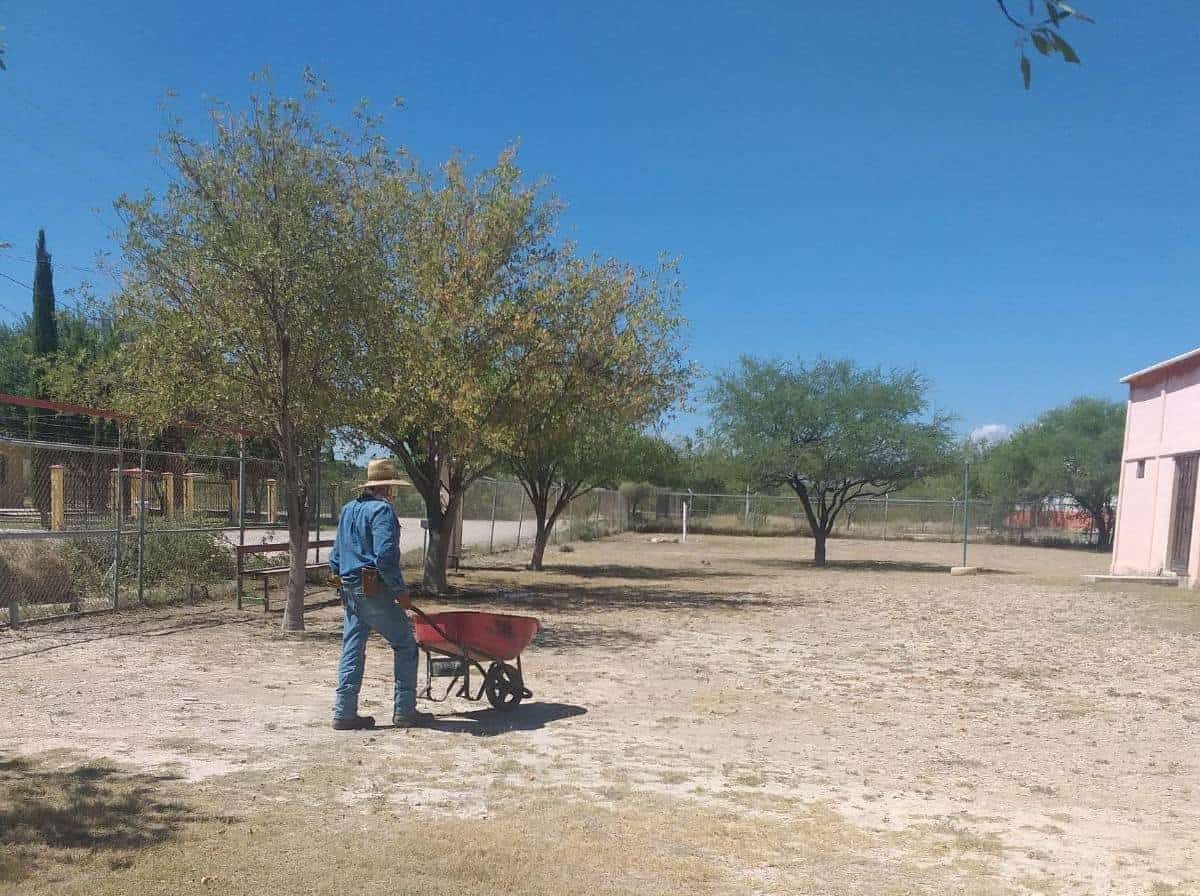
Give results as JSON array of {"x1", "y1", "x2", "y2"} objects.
[{"x1": 361, "y1": 567, "x2": 381, "y2": 598}]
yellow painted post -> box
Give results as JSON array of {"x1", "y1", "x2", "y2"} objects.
[
  {"x1": 183, "y1": 473, "x2": 201, "y2": 517},
  {"x1": 162, "y1": 472, "x2": 175, "y2": 520},
  {"x1": 130, "y1": 471, "x2": 142, "y2": 520},
  {"x1": 228, "y1": 479, "x2": 239, "y2": 523},
  {"x1": 266, "y1": 479, "x2": 277, "y2": 525},
  {"x1": 50, "y1": 465, "x2": 65, "y2": 531}
]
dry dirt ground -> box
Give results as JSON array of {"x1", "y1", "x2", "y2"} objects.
[{"x1": 1, "y1": 534, "x2": 1198, "y2": 895}]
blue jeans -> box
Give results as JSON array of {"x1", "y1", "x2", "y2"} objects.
[{"x1": 333, "y1": 583, "x2": 418, "y2": 720}]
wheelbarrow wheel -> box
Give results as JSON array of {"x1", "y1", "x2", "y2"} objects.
[{"x1": 484, "y1": 662, "x2": 527, "y2": 711}]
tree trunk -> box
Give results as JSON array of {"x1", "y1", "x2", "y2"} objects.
[
  {"x1": 790, "y1": 479, "x2": 826, "y2": 566},
  {"x1": 530, "y1": 506, "x2": 550, "y2": 571},
  {"x1": 812, "y1": 529, "x2": 828, "y2": 567},
  {"x1": 421, "y1": 491, "x2": 450, "y2": 594},
  {"x1": 281, "y1": 475, "x2": 309, "y2": 631}
]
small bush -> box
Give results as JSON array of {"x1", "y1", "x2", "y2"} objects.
[
  {"x1": 138, "y1": 528, "x2": 236, "y2": 584},
  {"x1": 67, "y1": 525, "x2": 236, "y2": 588},
  {"x1": 2, "y1": 542, "x2": 78, "y2": 605},
  {"x1": 568, "y1": 520, "x2": 605, "y2": 542}
]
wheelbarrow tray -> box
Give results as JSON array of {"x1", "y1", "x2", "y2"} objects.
[{"x1": 412, "y1": 610, "x2": 540, "y2": 663}]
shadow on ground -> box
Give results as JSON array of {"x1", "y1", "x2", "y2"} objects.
[
  {"x1": 366, "y1": 702, "x2": 586, "y2": 737},
  {"x1": 548, "y1": 564, "x2": 748, "y2": 582},
  {"x1": 457, "y1": 562, "x2": 747, "y2": 583},
  {"x1": 754, "y1": 558, "x2": 957, "y2": 574},
  {"x1": 431, "y1": 701, "x2": 587, "y2": 736},
  {"x1": 0, "y1": 755, "x2": 216, "y2": 884},
  {"x1": 0, "y1": 610, "x2": 260, "y2": 664},
  {"x1": 533, "y1": 621, "x2": 655, "y2": 650},
  {"x1": 437, "y1": 582, "x2": 770, "y2": 614}
]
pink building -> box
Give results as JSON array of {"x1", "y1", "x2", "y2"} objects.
[{"x1": 1111, "y1": 347, "x2": 1200, "y2": 585}]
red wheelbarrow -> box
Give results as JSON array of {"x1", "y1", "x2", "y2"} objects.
[{"x1": 410, "y1": 607, "x2": 541, "y2": 711}]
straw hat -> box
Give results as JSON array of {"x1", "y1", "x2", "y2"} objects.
[{"x1": 359, "y1": 458, "x2": 412, "y2": 489}]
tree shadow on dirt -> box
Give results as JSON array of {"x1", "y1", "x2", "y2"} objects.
[
  {"x1": 456, "y1": 563, "x2": 746, "y2": 583},
  {"x1": 546, "y1": 564, "x2": 749, "y2": 582},
  {"x1": 437, "y1": 582, "x2": 770, "y2": 614},
  {"x1": 755, "y1": 558, "x2": 954, "y2": 574},
  {"x1": 533, "y1": 621, "x2": 655, "y2": 650},
  {"x1": 424, "y1": 702, "x2": 586, "y2": 737},
  {"x1": 757, "y1": 558, "x2": 1015, "y2": 575},
  {"x1": 0, "y1": 755, "x2": 218, "y2": 884}
]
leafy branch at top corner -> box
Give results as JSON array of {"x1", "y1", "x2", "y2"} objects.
[{"x1": 997, "y1": 0, "x2": 1095, "y2": 90}]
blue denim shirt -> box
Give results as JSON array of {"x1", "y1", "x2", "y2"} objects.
[{"x1": 328, "y1": 494, "x2": 406, "y2": 594}]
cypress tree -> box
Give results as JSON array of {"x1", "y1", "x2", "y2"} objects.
[
  {"x1": 28, "y1": 230, "x2": 59, "y2": 524},
  {"x1": 31, "y1": 229, "x2": 58, "y2": 357}
]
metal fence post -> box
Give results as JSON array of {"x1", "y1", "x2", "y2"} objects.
[
  {"x1": 488, "y1": 483, "x2": 497, "y2": 553},
  {"x1": 136, "y1": 441, "x2": 147, "y2": 605},
  {"x1": 113, "y1": 423, "x2": 123, "y2": 609},
  {"x1": 515, "y1": 490, "x2": 525, "y2": 548}
]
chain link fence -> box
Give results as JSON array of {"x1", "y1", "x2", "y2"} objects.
[
  {"x1": 0, "y1": 430, "x2": 627, "y2": 627},
  {"x1": 639, "y1": 490, "x2": 1102, "y2": 547}
]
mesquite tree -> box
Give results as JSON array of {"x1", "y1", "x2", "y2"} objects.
[
  {"x1": 361, "y1": 148, "x2": 561, "y2": 593},
  {"x1": 981, "y1": 397, "x2": 1123, "y2": 548},
  {"x1": 711, "y1": 358, "x2": 954, "y2": 566},
  {"x1": 502, "y1": 256, "x2": 690, "y2": 570},
  {"x1": 102, "y1": 74, "x2": 396, "y2": 630}
]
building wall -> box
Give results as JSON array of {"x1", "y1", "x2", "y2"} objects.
[{"x1": 1112, "y1": 356, "x2": 1200, "y2": 585}]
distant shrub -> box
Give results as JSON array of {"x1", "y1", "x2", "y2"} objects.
[
  {"x1": 67, "y1": 524, "x2": 236, "y2": 587},
  {"x1": 1, "y1": 542, "x2": 79, "y2": 605},
  {"x1": 568, "y1": 520, "x2": 605, "y2": 542},
  {"x1": 140, "y1": 528, "x2": 236, "y2": 584}
]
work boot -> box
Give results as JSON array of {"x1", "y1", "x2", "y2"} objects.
[
  {"x1": 331, "y1": 715, "x2": 376, "y2": 731},
  {"x1": 393, "y1": 709, "x2": 435, "y2": 729}
]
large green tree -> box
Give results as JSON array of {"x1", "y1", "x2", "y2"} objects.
[
  {"x1": 359, "y1": 148, "x2": 562, "y2": 593},
  {"x1": 0, "y1": 318, "x2": 32, "y2": 436},
  {"x1": 96, "y1": 74, "x2": 395, "y2": 630},
  {"x1": 500, "y1": 255, "x2": 690, "y2": 569},
  {"x1": 711, "y1": 358, "x2": 955, "y2": 565},
  {"x1": 982, "y1": 396, "x2": 1123, "y2": 548}
]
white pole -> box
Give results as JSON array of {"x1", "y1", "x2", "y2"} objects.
[
  {"x1": 681, "y1": 498, "x2": 689, "y2": 543},
  {"x1": 962, "y1": 460, "x2": 971, "y2": 568}
]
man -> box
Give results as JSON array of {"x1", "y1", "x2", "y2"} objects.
[{"x1": 328, "y1": 458, "x2": 432, "y2": 730}]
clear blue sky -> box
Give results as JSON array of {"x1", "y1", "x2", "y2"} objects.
[{"x1": 2, "y1": 1, "x2": 1197, "y2": 439}]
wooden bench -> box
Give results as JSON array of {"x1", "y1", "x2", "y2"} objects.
[{"x1": 236, "y1": 539, "x2": 334, "y2": 612}]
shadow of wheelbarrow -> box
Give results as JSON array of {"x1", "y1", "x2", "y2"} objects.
[{"x1": 415, "y1": 701, "x2": 586, "y2": 737}]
